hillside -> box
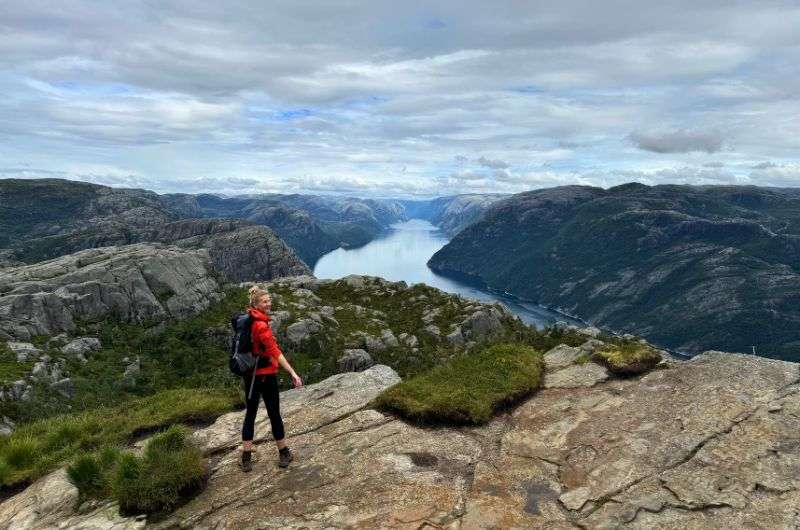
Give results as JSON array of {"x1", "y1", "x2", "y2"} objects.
[
  {"x1": 429, "y1": 184, "x2": 800, "y2": 359},
  {"x1": 3, "y1": 348, "x2": 798, "y2": 528},
  {"x1": 0, "y1": 179, "x2": 408, "y2": 267},
  {"x1": 400, "y1": 194, "x2": 506, "y2": 236}
]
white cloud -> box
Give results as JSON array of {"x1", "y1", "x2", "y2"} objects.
[
  {"x1": 629, "y1": 129, "x2": 724, "y2": 154},
  {"x1": 0, "y1": 1, "x2": 799, "y2": 195}
]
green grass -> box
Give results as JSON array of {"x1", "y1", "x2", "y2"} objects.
[
  {"x1": 66, "y1": 427, "x2": 207, "y2": 516},
  {"x1": 592, "y1": 341, "x2": 662, "y2": 376},
  {"x1": 373, "y1": 343, "x2": 545, "y2": 425},
  {"x1": 0, "y1": 387, "x2": 237, "y2": 489},
  {"x1": 67, "y1": 447, "x2": 121, "y2": 500},
  {"x1": 112, "y1": 426, "x2": 207, "y2": 515},
  {"x1": 0, "y1": 343, "x2": 34, "y2": 386}
]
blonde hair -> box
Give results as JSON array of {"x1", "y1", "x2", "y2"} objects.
[{"x1": 248, "y1": 285, "x2": 270, "y2": 308}]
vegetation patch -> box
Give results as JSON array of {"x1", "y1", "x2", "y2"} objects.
[
  {"x1": 0, "y1": 343, "x2": 33, "y2": 386},
  {"x1": 66, "y1": 426, "x2": 207, "y2": 516},
  {"x1": 373, "y1": 343, "x2": 544, "y2": 425},
  {"x1": 0, "y1": 387, "x2": 235, "y2": 489},
  {"x1": 112, "y1": 426, "x2": 207, "y2": 515},
  {"x1": 592, "y1": 341, "x2": 662, "y2": 376}
]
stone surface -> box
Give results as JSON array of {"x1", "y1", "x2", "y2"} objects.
[
  {"x1": 6, "y1": 342, "x2": 41, "y2": 362},
  {"x1": 461, "y1": 308, "x2": 504, "y2": 341},
  {"x1": 544, "y1": 344, "x2": 583, "y2": 371},
  {"x1": 5, "y1": 351, "x2": 800, "y2": 528},
  {"x1": 149, "y1": 219, "x2": 310, "y2": 282},
  {"x1": 192, "y1": 364, "x2": 401, "y2": 455},
  {"x1": 285, "y1": 318, "x2": 323, "y2": 344},
  {"x1": 0, "y1": 244, "x2": 224, "y2": 341},
  {"x1": 0, "y1": 468, "x2": 146, "y2": 529},
  {"x1": 61, "y1": 337, "x2": 101, "y2": 356},
  {"x1": 337, "y1": 348, "x2": 374, "y2": 373},
  {"x1": 544, "y1": 362, "x2": 610, "y2": 388}
]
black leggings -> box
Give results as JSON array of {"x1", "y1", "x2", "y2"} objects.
[{"x1": 241, "y1": 374, "x2": 285, "y2": 442}]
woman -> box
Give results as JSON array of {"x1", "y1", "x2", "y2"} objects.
[{"x1": 240, "y1": 285, "x2": 303, "y2": 472}]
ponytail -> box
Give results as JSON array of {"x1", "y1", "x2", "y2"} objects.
[{"x1": 248, "y1": 285, "x2": 270, "y2": 308}]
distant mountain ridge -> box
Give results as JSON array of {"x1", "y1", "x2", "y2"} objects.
[
  {"x1": 400, "y1": 194, "x2": 507, "y2": 236},
  {"x1": 0, "y1": 179, "x2": 408, "y2": 267},
  {"x1": 429, "y1": 183, "x2": 800, "y2": 360}
]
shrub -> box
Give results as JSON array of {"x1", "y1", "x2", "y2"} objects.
[
  {"x1": 592, "y1": 341, "x2": 662, "y2": 376},
  {"x1": 373, "y1": 343, "x2": 544, "y2": 425},
  {"x1": 112, "y1": 426, "x2": 207, "y2": 515}
]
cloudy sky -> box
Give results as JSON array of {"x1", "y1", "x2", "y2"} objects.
[{"x1": 1, "y1": 1, "x2": 799, "y2": 197}]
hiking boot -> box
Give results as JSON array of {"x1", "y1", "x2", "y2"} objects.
[
  {"x1": 239, "y1": 450, "x2": 253, "y2": 472},
  {"x1": 278, "y1": 447, "x2": 293, "y2": 468}
]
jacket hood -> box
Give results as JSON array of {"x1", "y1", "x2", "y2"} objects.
[{"x1": 247, "y1": 308, "x2": 271, "y2": 322}]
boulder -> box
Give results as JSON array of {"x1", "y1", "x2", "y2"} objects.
[
  {"x1": 6, "y1": 342, "x2": 41, "y2": 362},
  {"x1": 0, "y1": 468, "x2": 145, "y2": 529},
  {"x1": 398, "y1": 333, "x2": 419, "y2": 348},
  {"x1": 578, "y1": 326, "x2": 603, "y2": 338},
  {"x1": 61, "y1": 337, "x2": 101, "y2": 356},
  {"x1": 380, "y1": 329, "x2": 399, "y2": 348},
  {"x1": 421, "y1": 324, "x2": 441, "y2": 339},
  {"x1": 342, "y1": 275, "x2": 366, "y2": 289},
  {"x1": 285, "y1": 319, "x2": 323, "y2": 344},
  {"x1": 578, "y1": 338, "x2": 606, "y2": 354},
  {"x1": 7, "y1": 380, "x2": 34, "y2": 402},
  {"x1": 337, "y1": 349, "x2": 374, "y2": 373},
  {"x1": 421, "y1": 307, "x2": 441, "y2": 324},
  {"x1": 0, "y1": 416, "x2": 14, "y2": 436},
  {"x1": 543, "y1": 344, "x2": 583, "y2": 371},
  {"x1": 268, "y1": 310, "x2": 291, "y2": 334},
  {"x1": 461, "y1": 309, "x2": 503, "y2": 341},
  {"x1": 51, "y1": 378, "x2": 74, "y2": 398},
  {"x1": 364, "y1": 334, "x2": 386, "y2": 354},
  {"x1": 543, "y1": 363, "x2": 609, "y2": 389},
  {"x1": 445, "y1": 328, "x2": 465, "y2": 347}
]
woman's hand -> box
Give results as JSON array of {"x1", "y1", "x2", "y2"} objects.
[{"x1": 291, "y1": 373, "x2": 303, "y2": 388}]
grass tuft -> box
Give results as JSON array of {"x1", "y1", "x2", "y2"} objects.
[
  {"x1": 592, "y1": 341, "x2": 662, "y2": 376},
  {"x1": 112, "y1": 426, "x2": 207, "y2": 515},
  {"x1": 373, "y1": 343, "x2": 544, "y2": 425},
  {"x1": 67, "y1": 446, "x2": 122, "y2": 501},
  {"x1": 0, "y1": 387, "x2": 236, "y2": 489}
]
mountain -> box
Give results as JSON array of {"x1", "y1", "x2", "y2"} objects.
[
  {"x1": 0, "y1": 179, "x2": 407, "y2": 267},
  {"x1": 400, "y1": 194, "x2": 507, "y2": 236},
  {"x1": 189, "y1": 193, "x2": 407, "y2": 264},
  {"x1": 0, "y1": 178, "x2": 178, "y2": 263},
  {"x1": 429, "y1": 184, "x2": 800, "y2": 359}
]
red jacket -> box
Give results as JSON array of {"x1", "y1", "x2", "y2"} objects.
[{"x1": 248, "y1": 308, "x2": 283, "y2": 375}]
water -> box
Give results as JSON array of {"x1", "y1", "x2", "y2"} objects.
[{"x1": 313, "y1": 219, "x2": 581, "y2": 329}]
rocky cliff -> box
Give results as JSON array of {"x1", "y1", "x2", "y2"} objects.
[
  {"x1": 146, "y1": 218, "x2": 311, "y2": 282},
  {"x1": 429, "y1": 184, "x2": 800, "y2": 360},
  {"x1": 0, "y1": 244, "x2": 224, "y2": 341},
  {"x1": 3, "y1": 348, "x2": 798, "y2": 529}
]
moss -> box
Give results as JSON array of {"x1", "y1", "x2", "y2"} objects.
[
  {"x1": 592, "y1": 341, "x2": 662, "y2": 376},
  {"x1": 373, "y1": 343, "x2": 544, "y2": 425}
]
